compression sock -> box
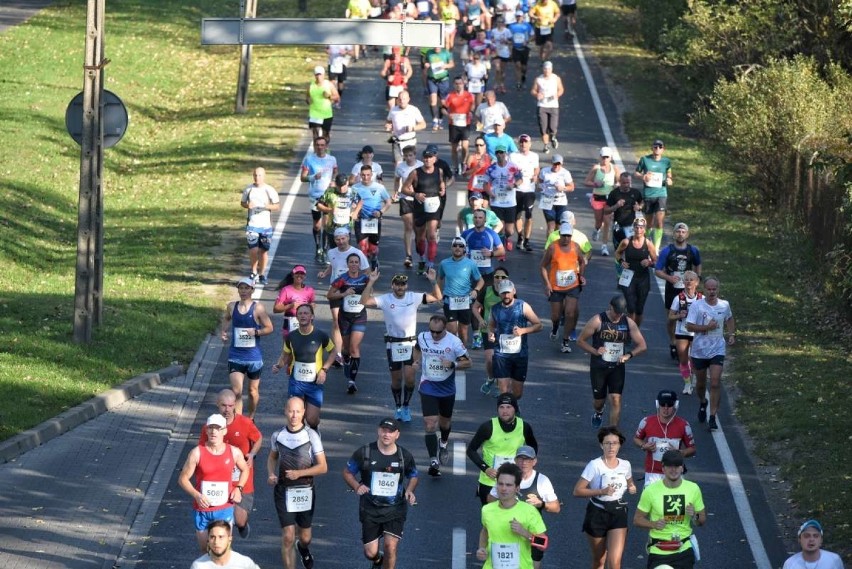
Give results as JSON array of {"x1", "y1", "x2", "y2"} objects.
[
  {"x1": 403, "y1": 385, "x2": 414, "y2": 406},
  {"x1": 392, "y1": 387, "x2": 403, "y2": 407},
  {"x1": 679, "y1": 362, "x2": 691, "y2": 380},
  {"x1": 427, "y1": 240, "x2": 438, "y2": 263},
  {"x1": 425, "y1": 432, "x2": 439, "y2": 459},
  {"x1": 349, "y1": 357, "x2": 361, "y2": 381},
  {"x1": 343, "y1": 354, "x2": 351, "y2": 380},
  {"x1": 416, "y1": 239, "x2": 426, "y2": 257},
  {"x1": 313, "y1": 228, "x2": 321, "y2": 249},
  {"x1": 440, "y1": 425, "x2": 452, "y2": 442}
]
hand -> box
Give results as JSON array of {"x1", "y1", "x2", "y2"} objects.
[
  {"x1": 229, "y1": 488, "x2": 242, "y2": 504},
  {"x1": 642, "y1": 441, "x2": 656, "y2": 452},
  {"x1": 628, "y1": 484, "x2": 637, "y2": 495},
  {"x1": 707, "y1": 319, "x2": 718, "y2": 331},
  {"x1": 476, "y1": 547, "x2": 487, "y2": 561},
  {"x1": 316, "y1": 369, "x2": 327, "y2": 385},
  {"x1": 617, "y1": 199, "x2": 625, "y2": 207},
  {"x1": 284, "y1": 469, "x2": 301, "y2": 481},
  {"x1": 512, "y1": 325, "x2": 522, "y2": 336},
  {"x1": 509, "y1": 518, "x2": 528, "y2": 537},
  {"x1": 355, "y1": 484, "x2": 369, "y2": 496},
  {"x1": 267, "y1": 474, "x2": 278, "y2": 486},
  {"x1": 685, "y1": 503, "x2": 695, "y2": 517},
  {"x1": 602, "y1": 484, "x2": 615, "y2": 497},
  {"x1": 369, "y1": 269, "x2": 380, "y2": 281},
  {"x1": 405, "y1": 490, "x2": 417, "y2": 505},
  {"x1": 271, "y1": 364, "x2": 282, "y2": 375},
  {"x1": 314, "y1": 172, "x2": 322, "y2": 180},
  {"x1": 654, "y1": 519, "x2": 667, "y2": 530},
  {"x1": 426, "y1": 267, "x2": 437, "y2": 280},
  {"x1": 485, "y1": 467, "x2": 497, "y2": 480}
]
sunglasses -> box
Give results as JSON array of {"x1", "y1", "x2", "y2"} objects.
[
  {"x1": 659, "y1": 402, "x2": 675, "y2": 407},
  {"x1": 475, "y1": 143, "x2": 485, "y2": 147},
  {"x1": 653, "y1": 144, "x2": 664, "y2": 148},
  {"x1": 494, "y1": 275, "x2": 508, "y2": 279},
  {"x1": 452, "y1": 243, "x2": 466, "y2": 248},
  {"x1": 429, "y1": 329, "x2": 445, "y2": 336}
]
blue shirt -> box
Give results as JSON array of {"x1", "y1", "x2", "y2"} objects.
[
  {"x1": 439, "y1": 256, "x2": 482, "y2": 298},
  {"x1": 462, "y1": 227, "x2": 503, "y2": 275},
  {"x1": 352, "y1": 182, "x2": 391, "y2": 218},
  {"x1": 301, "y1": 153, "x2": 338, "y2": 199},
  {"x1": 484, "y1": 132, "x2": 519, "y2": 159},
  {"x1": 507, "y1": 21, "x2": 534, "y2": 49}
]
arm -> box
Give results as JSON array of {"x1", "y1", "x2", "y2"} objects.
[
  {"x1": 359, "y1": 270, "x2": 381, "y2": 307},
  {"x1": 476, "y1": 527, "x2": 489, "y2": 561},
  {"x1": 624, "y1": 318, "x2": 647, "y2": 360},
  {"x1": 633, "y1": 506, "x2": 665, "y2": 531},
  {"x1": 220, "y1": 302, "x2": 234, "y2": 342},
  {"x1": 725, "y1": 316, "x2": 736, "y2": 345},
  {"x1": 556, "y1": 76, "x2": 565, "y2": 98},
  {"x1": 583, "y1": 165, "x2": 600, "y2": 188},
  {"x1": 177, "y1": 448, "x2": 205, "y2": 505},
  {"x1": 286, "y1": 451, "x2": 328, "y2": 480},
  {"x1": 425, "y1": 268, "x2": 443, "y2": 302},
  {"x1": 520, "y1": 302, "x2": 542, "y2": 336},
  {"x1": 575, "y1": 316, "x2": 601, "y2": 356},
  {"x1": 253, "y1": 303, "x2": 275, "y2": 337},
  {"x1": 232, "y1": 446, "x2": 250, "y2": 500},
  {"x1": 466, "y1": 421, "x2": 494, "y2": 474}
]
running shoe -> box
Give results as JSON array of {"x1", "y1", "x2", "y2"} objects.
[
  {"x1": 428, "y1": 459, "x2": 442, "y2": 477},
  {"x1": 708, "y1": 415, "x2": 718, "y2": 430},
  {"x1": 347, "y1": 381, "x2": 358, "y2": 394},
  {"x1": 400, "y1": 406, "x2": 412, "y2": 423},
  {"x1": 404, "y1": 255, "x2": 413, "y2": 268},
  {"x1": 549, "y1": 326, "x2": 558, "y2": 341},
  {"x1": 592, "y1": 228, "x2": 601, "y2": 242},
  {"x1": 237, "y1": 523, "x2": 250, "y2": 539},
  {"x1": 543, "y1": 143, "x2": 550, "y2": 154},
  {"x1": 395, "y1": 407, "x2": 404, "y2": 421},
  {"x1": 506, "y1": 239, "x2": 513, "y2": 252},
  {"x1": 249, "y1": 272, "x2": 258, "y2": 283},
  {"x1": 601, "y1": 244, "x2": 610, "y2": 256},
  {"x1": 417, "y1": 261, "x2": 426, "y2": 275},
  {"x1": 257, "y1": 275, "x2": 268, "y2": 286},
  {"x1": 551, "y1": 136, "x2": 559, "y2": 149},
  {"x1": 371, "y1": 553, "x2": 384, "y2": 569},
  {"x1": 480, "y1": 378, "x2": 495, "y2": 395},
  {"x1": 523, "y1": 239, "x2": 533, "y2": 252},
  {"x1": 591, "y1": 412, "x2": 603, "y2": 428},
  {"x1": 698, "y1": 400, "x2": 708, "y2": 423},
  {"x1": 438, "y1": 440, "x2": 450, "y2": 465},
  {"x1": 334, "y1": 352, "x2": 344, "y2": 368},
  {"x1": 561, "y1": 341, "x2": 572, "y2": 353},
  {"x1": 670, "y1": 345, "x2": 678, "y2": 360},
  {"x1": 682, "y1": 380, "x2": 693, "y2": 395},
  {"x1": 568, "y1": 329, "x2": 578, "y2": 342},
  {"x1": 297, "y1": 542, "x2": 314, "y2": 569},
  {"x1": 472, "y1": 334, "x2": 483, "y2": 350},
  {"x1": 314, "y1": 249, "x2": 322, "y2": 263}
]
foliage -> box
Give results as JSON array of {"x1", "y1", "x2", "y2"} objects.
[{"x1": 618, "y1": 0, "x2": 688, "y2": 52}]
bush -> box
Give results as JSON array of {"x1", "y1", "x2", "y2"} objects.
[{"x1": 620, "y1": 0, "x2": 688, "y2": 52}]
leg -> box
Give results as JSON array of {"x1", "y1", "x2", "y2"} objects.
[
  {"x1": 423, "y1": 414, "x2": 440, "y2": 462},
  {"x1": 383, "y1": 533, "x2": 401, "y2": 569},
  {"x1": 247, "y1": 378, "x2": 260, "y2": 419},
  {"x1": 282, "y1": 525, "x2": 297, "y2": 569},
  {"x1": 248, "y1": 246, "x2": 260, "y2": 275},
  {"x1": 229, "y1": 372, "x2": 246, "y2": 415},
  {"x1": 607, "y1": 393, "x2": 622, "y2": 426},
  {"x1": 195, "y1": 529, "x2": 208, "y2": 553},
  {"x1": 304, "y1": 402, "x2": 322, "y2": 430},
  {"x1": 585, "y1": 534, "x2": 607, "y2": 569},
  {"x1": 511, "y1": 378, "x2": 524, "y2": 400},
  {"x1": 708, "y1": 363, "x2": 724, "y2": 416},
  {"x1": 563, "y1": 297, "x2": 578, "y2": 341},
  {"x1": 605, "y1": 528, "x2": 628, "y2": 569},
  {"x1": 234, "y1": 503, "x2": 249, "y2": 533},
  {"x1": 363, "y1": 538, "x2": 381, "y2": 563},
  {"x1": 549, "y1": 301, "x2": 561, "y2": 336}
]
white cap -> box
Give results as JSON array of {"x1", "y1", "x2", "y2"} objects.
[
  {"x1": 313, "y1": 65, "x2": 325, "y2": 75},
  {"x1": 333, "y1": 227, "x2": 350, "y2": 237},
  {"x1": 206, "y1": 414, "x2": 227, "y2": 428},
  {"x1": 237, "y1": 277, "x2": 255, "y2": 288},
  {"x1": 496, "y1": 279, "x2": 514, "y2": 294},
  {"x1": 560, "y1": 210, "x2": 575, "y2": 224},
  {"x1": 600, "y1": 146, "x2": 613, "y2": 157},
  {"x1": 543, "y1": 61, "x2": 553, "y2": 69},
  {"x1": 559, "y1": 222, "x2": 574, "y2": 235}
]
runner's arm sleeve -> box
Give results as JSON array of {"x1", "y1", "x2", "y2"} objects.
[{"x1": 466, "y1": 422, "x2": 494, "y2": 470}]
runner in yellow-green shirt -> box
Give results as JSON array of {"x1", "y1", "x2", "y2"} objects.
[{"x1": 306, "y1": 67, "x2": 340, "y2": 142}]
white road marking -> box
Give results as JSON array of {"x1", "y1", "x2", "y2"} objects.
[
  {"x1": 452, "y1": 527, "x2": 467, "y2": 569},
  {"x1": 456, "y1": 369, "x2": 466, "y2": 401},
  {"x1": 452, "y1": 441, "x2": 466, "y2": 476},
  {"x1": 573, "y1": 35, "x2": 773, "y2": 569}
]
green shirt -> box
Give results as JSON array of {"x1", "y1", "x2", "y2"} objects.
[
  {"x1": 635, "y1": 154, "x2": 672, "y2": 199},
  {"x1": 427, "y1": 50, "x2": 453, "y2": 81},
  {"x1": 479, "y1": 417, "x2": 526, "y2": 486},
  {"x1": 460, "y1": 206, "x2": 501, "y2": 231},
  {"x1": 637, "y1": 478, "x2": 704, "y2": 555},
  {"x1": 308, "y1": 81, "x2": 334, "y2": 121},
  {"x1": 481, "y1": 499, "x2": 546, "y2": 569}
]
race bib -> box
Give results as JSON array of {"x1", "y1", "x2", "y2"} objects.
[
  {"x1": 652, "y1": 437, "x2": 680, "y2": 462},
  {"x1": 618, "y1": 268, "x2": 634, "y2": 287},
  {"x1": 286, "y1": 316, "x2": 299, "y2": 332},
  {"x1": 646, "y1": 172, "x2": 664, "y2": 188},
  {"x1": 449, "y1": 295, "x2": 470, "y2": 310},
  {"x1": 416, "y1": 0, "x2": 430, "y2": 13},
  {"x1": 472, "y1": 175, "x2": 487, "y2": 190},
  {"x1": 538, "y1": 194, "x2": 554, "y2": 210},
  {"x1": 555, "y1": 269, "x2": 576, "y2": 288},
  {"x1": 286, "y1": 486, "x2": 313, "y2": 512},
  {"x1": 491, "y1": 543, "x2": 521, "y2": 569},
  {"x1": 499, "y1": 334, "x2": 522, "y2": 354},
  {"x1": 450, "y1": 113, "x2": 468, "y2": 127},
  {"x1": 343, "y1": 294, "x2": 364, "y2": 313},
  {"x1": 370, "y1": 471, "x2": 399, "y2": 497},
  {"x1": 601, "y1": 471, "x2": 628, "y2": 498},
  {"x1": 333, "y1": 206, "x2": 350, "y2": 225},
  {"x1": 468, "y1": 77, "x2": 483, "y2": 92},
  {"x1": 497, "y1": 45, "x2": 510, "y2": 58},
  {"x1": 494, "y1": 188, "x2": 510, "y2": 205},
  {"x1": 675, "y1": 317, "x2": 692, "y2": 337},
  {"x1": 492, "y1": 454, "x2": 515, "y2": 469},
  {"x1": 330, "y1": 60, "x2": 343, "y2": 74},
  {"x1": 513, "y1": 32, "x2": 526, "y2": 45},
  {"x1": 423, "y1": 196, "x2": 441, "y2": 213},
  {"x1": 293, "y1": 361, "x2": 317, "y2": 382},
  {"x1": 390, "y1": 341, "x2": 414, "y2": 362},
  {"x1": 431, "y1": 61, "x2": 445, "y2": 74},
  {"x1": 200, "y1": 481, "x2": 229, "y2": 508},
  {"x1": 424, "y1": 355, "x2": 451, "y2": 381},
  {"x1": 361, "y1": 217, "x2": 379, "y2": 234},
  {"x1": 388, "y1": 84, "x2": 404, "y2": 98},
  {"x1": 539, "y1": 26, "x2": 551, "y2": 34},
  {"x1": 672, "y1": 271, "x2": 685, "y2": 289},
  {"x1": 470, "y1": 249, "x2": 490, "y2": 268},
  {"x1": 602, "y1": 341, "x2": 624, "y2": 363},
  {"x1": 234, "y1": 328, "x2": 256, "y2": 348}
]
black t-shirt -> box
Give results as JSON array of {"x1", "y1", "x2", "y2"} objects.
[{"x1": 606, "y1": 187, "x2": 644, "y2": 227}]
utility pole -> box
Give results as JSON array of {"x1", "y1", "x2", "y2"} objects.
[
  {"x1": 73, "y1": 0, "x2": 106, "y2": 343},
  {"x1": 234, "y1": 0, "x2": 257, "y2": 113}
]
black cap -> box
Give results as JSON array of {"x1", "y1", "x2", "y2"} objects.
[
  {"x1": 496, "y1": 392, "x2": 519, "y2": 412},
  {"x1": 610, "y1": 295, "x2": 628, "y2": 315},
  {"x1": 422, "y1": 148, "x2": 437, "y2": 158},
  {"x1": 661, "y1": 449, "x2": 684, "y2": 467},
  {"x1": 425, "y1": 143, "x2": 439, "y2": 154},
  {"x1": 361, "y1": 145, "x2": 374, "y2": 154},
  {"x1": 334, "y1": 173, "x2": 349, "y2": 188},
  {"x1": 657, "y1": 390, "x2": 678, "y2": 406},
  {"x1": 378, "y1": 417, "x2": 400, "y2": 431}
]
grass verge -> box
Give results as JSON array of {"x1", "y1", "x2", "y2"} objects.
[
  {"x1": 0, "y1": 0, "x2": 341, "y2": 440},
  {"x1": 579, "y1": 0, "x2": 852, "y2": 558}
]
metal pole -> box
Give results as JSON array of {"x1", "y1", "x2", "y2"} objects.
[
  {"x1": 73, "y1": 0, "x2": 105, "y2": 343},
  {"x1": 235, "y1": 0, "x2": 257, "y2": 113}
]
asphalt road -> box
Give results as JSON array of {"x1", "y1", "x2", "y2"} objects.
[{"x1": 130, "y1": 36, "x2": 790, "y2": 569}]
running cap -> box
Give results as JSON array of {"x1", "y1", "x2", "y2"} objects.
[
  {"x1": 551, "y1": 154, "x2": 563, "y2": 164},
  {"x1": 516, "y1": 445, "x2": 536, "y2": 459},
  {"x1": 469, "y1": 192, "x2": 484, "y2": 201},
  {"x1": 661, "y1": 449, "x2": 684, "y2": 467},
  {"x1": 515, "y1": 9, "x2": 525, "y2": 16},
  {"x1": 391, "y1": 274, "x2": 409, "y2": 284},
  {"x1": 361, "y1": 145, "x2": 374, "y2": 154},
  {"x1": 334, "y1": 173, "x2": 349, "y2": 188},
  {"x1": 206, "y1": 414, "x2": 227, "y2": 428},
  {"x1": 610, "y1": 294, "x2": 628, "y2": 315},
  {"x1": 559, "y1": 210, "x2": 575, "y2": 224},
  {"x1": 495, "y1": 145, "x2": 508, "y2": 153},
  {"x1": 237, "y1": 277, "x2": 255, "y2": 288},
  {"x1": 657, "y1": 390, "x2": 678, "y2": 406},
  {"x1": 673, "y1": 222, "x2": 689, "y2": 231},
  {"x1": 496, "y1": 278, "x2": 514, "y2": 294},
  {"x1": 653, "y1": 139, "x2": 665, "y2": 147},
  {"x1": 425, "y1": 143, "x2": 440, "y2": 154},
  {"x1": 313, "y1": 65, "x2": 325, "y2": 75},
  {"x1": 333, "y1": 227, "x2": 350, "y2": 237},
  {"x1": 496, "y1": 392, "x2": 519, "y2": 411},
  {"x1": 451, "y1": 237, "x2": 467, "y2": 249},
  {"x1": 633, "y1": 216, "x2": 647, "y2": 227},
  {"x1": 519, "y1": 133, "x2": 531, "y2": 142},
  {"x1": 378, "y1": 417, "x2": 400, "y2": 431},
  {"x1": 543, "y1": 61, "x2": 553, "y2": 69},
  {"x1": 599, "y1": 146, "x2": 613, "y2": 157},
  {"x1": 559, "y1": 222, "x2": 573, "y2": 235},
  {"x1": 292, "y1": 265, "x2": 307, "y2": 275},
  {"x1": 422, "y1": 147, "x2": 437, "y2": 158},
  {"x1": 493, "y1": 117, "x2": 505, "y2": 126},
  {"x1": 798, "y1": 520, "x2": 823, "y2": 537}
]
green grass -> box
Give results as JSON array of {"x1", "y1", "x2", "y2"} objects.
[
  {"x1": 0, "y1": 0, "x2": 341, "y2": 440},
  {"x1": 580, "y1": 1, "x2": 852, "y2": 558}
]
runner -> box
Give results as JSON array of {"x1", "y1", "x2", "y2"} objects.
[
  {"x1": 529, "y1": 0, "x2": 560, "y2": 61},
  {"x1": 485, "y1": 145, "x2": 524, "y2": 249},
  {"x1": 508, "y1": 10, "x2": 534, "y2": 89},
  {"x1": 349, "y1": 145, "x2": 385, "y2": 185},
  {"x1": 604, "y1": 172, "x2": 644, "y2": 251},
  {"x1": 458, "y1": 191, "x2": 503, "y2": 233},
  {"x1": 667, "y1": 270, "x2": 702, "y2": 394},
  {"x1": 352, "y1": 164, "x2": 392, "y2": 271},
  {"x1": 305, "y1": 67, "x2": 339, "y2": 141},
  {"x1": 326, "y1": 253, "x2": 371, "y2": 394},
  {"x1": 273, "y1": 265, "x2": 317, "y2": 340},
  {"x1": 466, "y1": 136, "x2": 493, "y2": 199},
  {"x1": 240, "y1": 167, "x2": 280, "y2": 285},
  {"x1": 491, "y1": 16, "x2": 513, "y2": 93},
  {"x1": 614, "y1": 216, "x2": 657, "y2": 327},
  {"x1": 424, "y1": 46, "x2": 455, "y2": 131},
  {"x1": 463, "y1": 50, "x2": 489, "y2": 108},
  {"x1": 654, "y1": 222, "x2": 702, "y2": 360},
  {"x1": 318, "y1": 227, "x2": 370, "y2": 355},
  {"x1": 380, "y1": 47, "x2": 413, "y2": 111},
  {"x1": 438, "y1": 237, "x2": 485, "y2": 345},
  {"x1": 190, "y1": 521, "x2": 260, "y2": 569},
  {"x1": 401, "y1": 146, "x2": 446, "y2": 274},
  {"x1": 530, "y1": 61, "x2": 564, "y2": 154},
  {"x1": 475, "y1": 89, "x2": 512, "y2": 134},
  {"x1": 326, "y1": 44, "x2": 353, "y2": 105},
  {"x1": 633, "y1": 139, "x2": 673, "y2": 250},
  {"x1": 315, "y1": 174, "x2": 357, "y2": 262},
  {"x1": 386, "y1": 90, "x2": 427, "y2": 165},
  {"x1": 300, "y1": 136, "x2": 338, "y2": 263},
  {"x1": 537, "y1": 154, "x2": 574, "y2": 234},
  {"x1": 473, "y1": 266, "x2": 511, "y2": 388},
  {"x1": 633, "y1": 390, "x2": 696, "y2": 487},
  {"x1": 510, "y1": 133, "x2": 541, "y2": 251},
  {"x1": 540, "y1": 221, "x2": 586, "y2": 353},
  {"x1": 583, "y1": 146, "x2": 620, "y2": 257},
  {"x1": 442, "y1": 76, "x2": 476, "y2": 175},
  {"x1": 393, "y1": 145, "x2": 423, "y2": 268}
]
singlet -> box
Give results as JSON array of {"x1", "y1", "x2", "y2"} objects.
[
  {"x1": 623, "y1": 237, "x2": 651, "y2": 275},
  {"x1": 194, "y1": 445, "x2": 235, "y2": 512},
  {"x1": 331, "y1": 273, "x2": 369, "y2": 319},
  {"x1": 228, "y1": 302, "x2": 262, "y2": 362},
  {"x1": 270, "y1": 425, "x2": 324, "y2": 487},
  {"x1": 478, "y1": 417, "x2": 526, "y2": 486},
  {"x1": 592, "y1": 164, "x2": 616, "y2": 197},
  {"x1": 509, "y1": 151, "x2": 539, "y2": 192},
  {"x1": 491, "y1": 299, "x2": 530, "y2": 356},
  {"x1": 535, "y1": 73, "x2": 559, "y2": 108},
  {"x1": 387, "y1": 58, "x2": 410, "y2": 86},
  {"x1": 590, "y1": 310, "x2": 630, "y2": 368},
  {"x1": 413, "y1": 166, "x2": 442, "y2": 197},
  {"x1": 198, "y1": 415, "x2": 261, "y2": 494},
  {"x1": 547, "y1": 241, "x2": 581, "y2": 291}
]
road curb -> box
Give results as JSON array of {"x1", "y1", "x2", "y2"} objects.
[{"x1": 0, "y1": 363, "x2": 184, "y2": 464}]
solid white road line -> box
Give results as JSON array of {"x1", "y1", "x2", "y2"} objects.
[
  {"x1": 452, "y1": 526, "x2": 467, "y2": 569},
  {"x1": 572, "y1": 35, "x2": 772, "y2": 569}
]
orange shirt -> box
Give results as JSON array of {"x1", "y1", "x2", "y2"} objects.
[{"x1": 548, "y1": 240, "x2": 581, "y2": 291}]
